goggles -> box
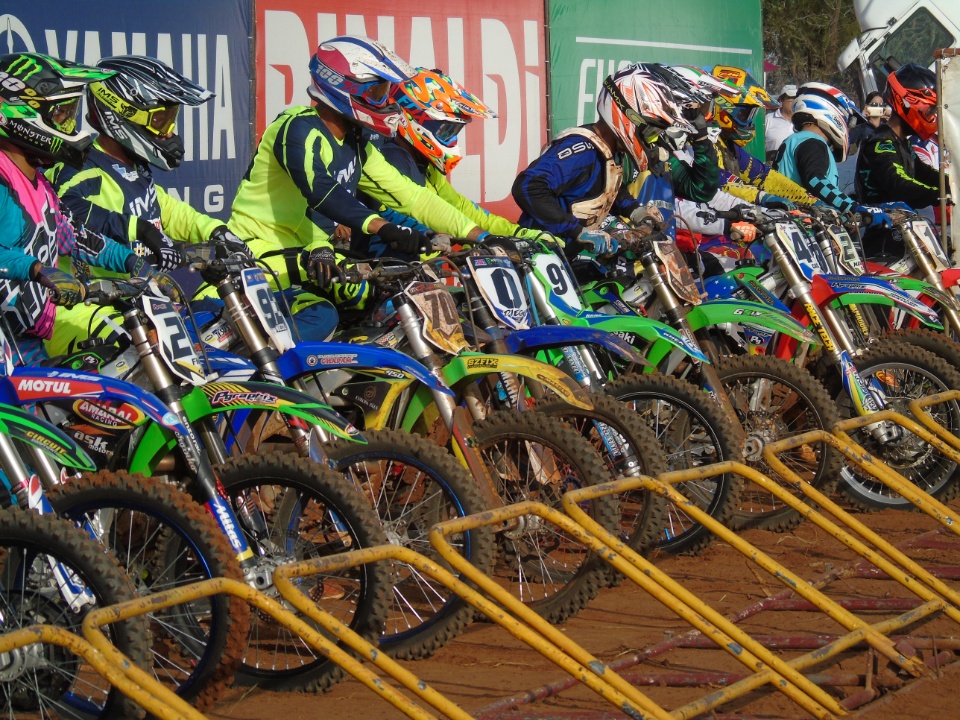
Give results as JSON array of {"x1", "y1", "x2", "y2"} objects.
[
  {"x1": 421, "y1": 116, "x2": 467, "y2": 145},
  {"x1": 91, "y1": 83, "x2": 180, "y2": 136},
  {"x1": 40, "y1": 96, "x2": 81, "y2": 135},
  {"x1": 344, "y1": 78, "x2": 391, "y2": 108},
  {"x1": 724, "y1": 104, "x2": 758, "y2": 126}
]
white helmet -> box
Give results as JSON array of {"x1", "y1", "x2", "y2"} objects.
[
  {"x1": 597, "y1": 64, "x2": 692, "y2": 171},
  {"x1": 791, "y1": 92, "x2": 851, "y2": 162}
]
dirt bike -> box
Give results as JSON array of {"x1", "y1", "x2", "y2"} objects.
[
  {"x1": 705, "y1": 205, "x2": 960, "y2": 511},
  {"x1": 4, "y1": 278, "x2": 391, "y2": 694}
]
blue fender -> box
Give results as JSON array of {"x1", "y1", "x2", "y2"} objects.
[
  {"x1": 501, "y1": 326, "x2": 650, "y2": 367},
  {"x1": 2, "y1": 368, "x2": 183, "y2": 435},
  {"x1": 818, "y1": 274, "x2": 943, "y2": 329},
  {"x1": 276, "y1": 342, "x2": 454, "y2": 396}
]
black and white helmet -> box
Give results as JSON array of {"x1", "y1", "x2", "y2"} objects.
[{"x1": 87, "y1": 55, "x2": 213, "y2": 170}]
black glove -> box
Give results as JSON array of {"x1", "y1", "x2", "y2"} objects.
[
  {"x1": 210, "y1": 224, "x2": 255, "y2": 260},
  {"x1": 31, "y1": 264, "x2": 84, "y2": 307},
  {"x1": 124, "y1": 253, "x2": 153, "y2": 279},
  {"x1": 378, "y1": 223, "x2": 426, "y2": 255},
  {"x1": 688, "y1": 113, "x2": 709, "y2": 141},
  {"x1": 300, "y1": 247, "x2": 343, "y2": 289},
  {"x1": 136, "y1": 218, "x2": 183, "y2": 272}
]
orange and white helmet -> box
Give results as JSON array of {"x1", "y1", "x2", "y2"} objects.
[
  {"x1": 391, "y1": 68, "x2": 495, "y2": 174},
  {"x1": 597, "y1": 64, "x2": 692, "y2": 172}
]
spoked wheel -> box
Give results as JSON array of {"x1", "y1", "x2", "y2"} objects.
[
  {"x1": 323, "y1": 429, "x2": 496, "y2": 660},
  {"x1": 0, "y1": 507, "x2": 150, "y2": 719},
  {"x1": 48, "y1": 470, "x2": 250, "y2": 711},
  {"x1": 827, "y1": 340, "x2": 960, "y2": 510},
  {"x1": 534, "y1": 392, "x2": 668, "y2": 558},
  {"x1": 716, "y1": 355, "x2": 843, "y2": 532},
  {"x1": 214, "y1": 451, "x2": 391, "y2": 692},
  {"x1": 604, "y1": 372, "x2": 744, "y2": 554},
  {"x1": 470, "y1": 410, "x2": 618, "y2": 624}
]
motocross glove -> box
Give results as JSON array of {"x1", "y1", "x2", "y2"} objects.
[
  {"x1": 378, "y1": 223, "x2": 427, "y2": 255},
  {"x1": 854, "y1": 205, "x2": 894, "y2": 229},
  {"x1": 729, "y1": 221, "x2": 757, "y2": 244},
  {"x1": 31, "y1": 264, "x2": 84, "y2": 308},
  {"x1": 577, "y1": 228, "x2": 619, "y2": 257},
  {"x1": 136, "y1": 218, "x2": 184, "y2": 272},
  {"x1": 301, "y1": 247, "x2": 343, "y2": 289},
  {"x1": 209, "y1": 225, "x2": 255, "y2": 260}
]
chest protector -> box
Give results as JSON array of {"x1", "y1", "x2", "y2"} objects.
[{"x1": 552, "y1": 127, "x2": 622, "y2": 230}]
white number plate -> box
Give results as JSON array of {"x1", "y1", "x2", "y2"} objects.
[
  {"x1": 468, "y1": 256, "x2": 530, "y2": 330},
  {"x1": 532, "y1": 252, "x2": 582, "y2": 310},
  {"x1": 241, "y1": 268, "x2": 295, "y2": 352},
  {"x1": 142, "y1": 297, "x2": 205, "y2": 385}
]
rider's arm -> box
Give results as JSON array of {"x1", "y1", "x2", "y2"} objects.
[
  {"x1": 793, "y1": 138, "x2": 856, "y2": 212},
  {"x1": 0, "y1": 185, "x2": 41, "y2": 280},
  {"x1": 156, "y1": 186, "x2": 222, "y2": 242},
  {"x1": 733, "y1": 144, "x2": 815, "y2": 204},
  {"x1": 667, "y1": 138, "x2": 719, "y2": 203},
  {"x1": 427, "y1": 168, "x2": 523, "y2": 236},
  {"x1": 358, "y1": 144, "x2": 479, "y2": 239},
  {"x1": 859, "y1": 136, "x2": 941, "y2": 209},
  {"x1": 511, "y1": 139, "x2": 598, "y2": 240},
  {"x1": 718, "y1": 168, "x2": 763, "y2": 204},
  {"x1": 46, "y1": 162, "x2": 136, "y2": 243}
]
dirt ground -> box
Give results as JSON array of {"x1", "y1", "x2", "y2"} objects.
[{"x1": 207, "y1": 500, "x2": 960, "y2": 720}]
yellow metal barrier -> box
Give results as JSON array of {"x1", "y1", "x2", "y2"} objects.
[
  {"x1": 429, "y1": 502, "x2": 842, "y2": 719},
  {"x1": 0, "y1": 624, "x2": 201, "y2": 720},
  {"x1": 82, "y1": 576, "x2": 444, "y2": 720}
]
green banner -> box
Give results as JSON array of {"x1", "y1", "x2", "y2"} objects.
[{"x1": 547, "y1": 0, "x2": 764, "y2": 155}]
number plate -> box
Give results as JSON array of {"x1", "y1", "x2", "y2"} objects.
[
  {"x1": 404, "y1": 282, "x2": 469, "y2": 355},
  {"x1": 826, "y1": 224, "x2": 865, "y2": 275},
  {"x1": 240, "y1": 268, "x2": 295, "y2": 352},
  {"x1": 774, "y1": 221, "x2": 827, "y2": 279},
  {"x1": 911, "y1": 219, "x2": 950, "y2": 271},
  {"x1": 142, "y1": 296, "x2": 205, "y2": 384},
  {"x1": 532, "y1": 252, "x2": 582, "y2": 310},
  {"x1": 468, "y1": 256, "x2": 530, "y2": 330},
  {"x1": 653, "y1": 238, "x2": 701, "y2": 305}
]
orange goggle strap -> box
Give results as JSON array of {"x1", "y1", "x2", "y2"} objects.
[{"x1": 90, "y1": 83, "x2": 177, "y2": 134}]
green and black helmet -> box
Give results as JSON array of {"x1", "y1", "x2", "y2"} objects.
[{"x1": 0, "y1": 52, "x2": 113, "y2": 168}]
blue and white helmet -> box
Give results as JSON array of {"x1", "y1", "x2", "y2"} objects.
[
  {"x1": 792, "y1": 92, "x2": 852, "y2": 162},
  {"x1": 308, "y1": 35, "x2": 415, "y2": 136}
]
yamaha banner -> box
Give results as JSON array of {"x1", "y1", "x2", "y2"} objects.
[{"x1": 0, "y1": 1, "x2": 253, "y2": 221}]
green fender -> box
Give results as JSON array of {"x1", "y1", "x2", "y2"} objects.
[
  {"x1": 129, "y1": 380, "x2": 363, "y2": 474},
  {"x1": 399, "y1": 352, "x2": 592, "y2": 432},
  {"x1": 0, "y1": 404, "x2": 96, "y2": 472},
  {"x1": 886, "y1": 276, "x2": 960, "y2": 313},
  {"x1": 686, "y1": 299, "x2": 818, "y2": 344}
]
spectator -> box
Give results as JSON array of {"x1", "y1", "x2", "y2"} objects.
[
  {"x1": 764, "y1": 84, "x2": 797, "y2": 162},
  {"x1": 848, "y1": 91, "x2": 889, "y2": 153}
]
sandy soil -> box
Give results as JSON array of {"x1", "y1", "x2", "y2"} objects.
[{"x1": 206, "y1": 500, "x2": 960, "y2": 720}]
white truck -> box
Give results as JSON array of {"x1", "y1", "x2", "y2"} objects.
[{"x1": 837, "y1": 0, "x2": 960, "y2": 102}]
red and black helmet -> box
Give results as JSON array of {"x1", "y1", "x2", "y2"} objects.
[{"x1": 884, "y1": 63, "x2": 938, "y2": 141}]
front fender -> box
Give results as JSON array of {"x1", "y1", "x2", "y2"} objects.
[
  {"x1": 813, "y1": 275, "x2": 943, "y2": 329},
  {"x1": 885, "y1": 276, "x2": 960, "y2": 314},
  {"x1": 0, "y1": 404, "x2": 95, "y2": 471},
  {"x1": 129, "y1": 380, "x2": 365, "y2": 474},
  {"x1": 443, "y1": 353, "x2": 593, "y2": 410},
  {"x1": 686, "y1": 299, "x2": 818, "y2": 344},
  {"x1": 556, "y1": 312, "x2": 709, "y2": 363},
  {"x1": 276, "y1": 342, "x2": 453, "y2": 396},
  {"x1": 500, "y1": 326, "x2": 650, "y2": 367}
]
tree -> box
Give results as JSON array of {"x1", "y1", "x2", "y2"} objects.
[{"x1": 763, "y1": 0, "x2": 861, "y2": 96}]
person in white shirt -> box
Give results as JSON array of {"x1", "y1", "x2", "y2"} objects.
[{"x1": 764, "y1": 84, "x2": 797, "y2": 162}]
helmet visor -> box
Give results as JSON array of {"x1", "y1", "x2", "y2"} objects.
[
  {"x1": 42, "y1": 97, "x2": 81, "y2": 135},
  {"x1": 727, "y1": 104, "x2": 758, "y2": 126},
  {"x1": 356, "y1": 79, "x2": 392, "y2": 108},
  {"x1": 421, "y1": 117, "x2": 467, "y2": 145},
  {"x1": 144, "y1": 104, "x2": 180, "y2": 137}
]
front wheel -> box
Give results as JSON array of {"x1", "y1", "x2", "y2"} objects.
[
  {"x1": 49, "y1": 470, "x2": 250, "y2": 711},
  {"x1": 470, "y1": 410, "x2": 619, "y2": 624},
  {"x1": 533, "y1": 391, "x2": 668, "y2": 559},
  {"x1": 716, "y1": 355, "x2": 843, "y2": 532},
  {"x1": 0, "y1": 507, "x2": 151, "y2": 719},
  {"x1": 323, "y1": 429, "x2": 496, "y2": 660},
  {"x1": 604, "y1": 372, "x2": 744, "y2": 554},
  {"x1": 215, "y1": 451, "x2": 391, "y2": 692},
  {"x1": 830, "y1": 340, "x2": 960, "y2": 510}
]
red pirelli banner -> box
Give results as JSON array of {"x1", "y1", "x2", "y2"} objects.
[{"x1": 255, "y1": 0, "x2": 547, "y2": 219}]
